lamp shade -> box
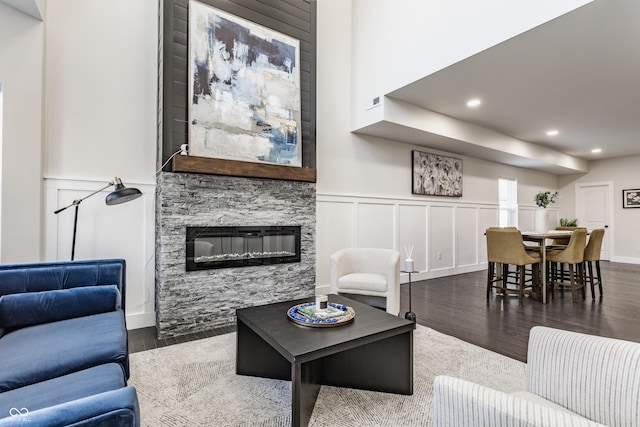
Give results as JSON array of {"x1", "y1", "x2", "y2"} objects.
[{"x1": 105, "y1": 177, "x2": 142, "y2": 205}]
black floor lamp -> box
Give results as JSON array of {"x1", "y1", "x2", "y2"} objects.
[{"x1": 54, "y1": 177, "x2": 143, "y2": 260}]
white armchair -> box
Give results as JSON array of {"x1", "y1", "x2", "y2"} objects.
[
  {"x1": 433, "y1": 326, "x2": 640, "y2": 426},
  {"x1": 329, "y1": 248, "x2": 400, "y2": 316}
]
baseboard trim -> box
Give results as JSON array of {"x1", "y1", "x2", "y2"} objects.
[
  {"x1": 611, "y1": 256, "x2": 640, "y2": 265},
  {"x1": 127, "y1": 312, "x2": 156, "y2": 330}
]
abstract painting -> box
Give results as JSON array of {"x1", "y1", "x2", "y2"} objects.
[
  {"x1": 412, "y1": 151, "x2": 463, "y2": 197},
  {"x1": 188, "y1": 1, "x2": 302, "y2": 167}
]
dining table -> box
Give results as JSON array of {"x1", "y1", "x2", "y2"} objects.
[{"x1": 520, "y1": 230, "x2": 574, "y2": 304}]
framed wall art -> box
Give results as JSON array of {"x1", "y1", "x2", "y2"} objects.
[
  {"x1": 622, "y1": 189, "x2": 640, "y2": 208},
  {"x1": 188, "y1": 1, "x2": 302, "y2": 167},
  {"x1": 412, "y1": 150, "x2": 462, "y2": 197}
]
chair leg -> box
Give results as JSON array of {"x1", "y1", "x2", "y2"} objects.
[
  {"x1": 487, "y1": 262, "x2": 494, "y2": 299},
  {"x1": 518, "y1": 265, "x2": 525, "y2": 307},
  {"x1": 568, "y1": 264, "x2": 578, "y2": 303},
  {"x1": 579, "y1": 262, "x2": 586, "y2": 299},
  {"x1": 596, "y1": 260, "x2": 603, "y2": 297},
  {"x1": 587, "y1": 261, "x2": 596, "y2": 299}
]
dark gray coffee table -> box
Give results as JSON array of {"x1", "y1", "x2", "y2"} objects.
[{"x1": 236, "y1": 294, "x2": 414, "y2": 427}]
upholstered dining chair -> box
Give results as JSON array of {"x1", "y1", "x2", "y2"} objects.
[
  {"x1": 329, "y1": 248, "x2": 400, "y2": 315},
  {"x1": 546, "y1": 228, "x2": 587, "y2": 303},
  {"x1": 549, "y1": 226, "x2": 587, "y2": 282},
  {"x1": 584, "y1": 229, "x2": 605, "y2": 299},
  {"x1": 486, "y1": 228, "x2": 540, "y2": 306}
]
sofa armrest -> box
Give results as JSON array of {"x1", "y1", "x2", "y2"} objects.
[
  {"x1": 527, "y1": 326, "x2": 640, "y2": 426},
  {"x1": 432, "y1": 376, "x2": 605, "y2": 427},
  {"x1": 0, "y1": 386, "x2": 139, "y2": 427}
]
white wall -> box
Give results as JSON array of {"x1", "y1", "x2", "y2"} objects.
[
  {"x1": 559, "y1": 155, "x2": 640, "y2": 263},
  {"x1": 315, "y1": 0, "x2": 564, "y2": 287},
  {"x1": 40, "y1": 0, "x2": 158, "y2": 328},
  {"x1": 43, "y1": 0, "x2": 157, "y2": 183},
  {"x1": 350, "y1": 0, "x2": 593, "y2": 130},
  {"x1": 0, "y1": 0, "x2": 160, "y2": 328},
  {"x1": 0, "y1": 3, "x2": 45, "y2": 262}
]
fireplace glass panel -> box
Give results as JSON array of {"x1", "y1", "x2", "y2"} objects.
[{"x1": 186, "y1": 226, "x2": 301, "y2": 270}]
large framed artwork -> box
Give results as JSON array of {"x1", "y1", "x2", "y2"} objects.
[
  {"x1": 412, "y1": 150, "x2": 463, "y2": 197},
  {"x1": 622, "y1": 189, "x2": 640, "y2": 208},
  {"x1": 188, "y1": 1, "x2": 302, "y2": 167}
]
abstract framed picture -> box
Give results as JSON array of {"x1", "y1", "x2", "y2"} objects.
[
  {"x1": 188, "y1": 1, "x2": 302, "y2": 167},
  {"x1": 412, "y1": 151, "x2": 463, "y2": 197},
  {"x1": 622, "y1": 189, "x2": 640, "y2": 208}
]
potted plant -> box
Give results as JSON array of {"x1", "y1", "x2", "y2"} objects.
[
  {"x1": 534, "y1": 191, "x2": 558, "y2": 232},
  {"x1": 535, "y1": 191, "x2": 558, "y2": 208}
]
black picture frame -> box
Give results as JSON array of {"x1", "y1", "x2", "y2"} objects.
[{"x1": 622, "y1": 189, "x2": 640, "y2": 208}]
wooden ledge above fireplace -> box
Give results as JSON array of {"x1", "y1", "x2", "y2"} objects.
[{"x1": 172, "y1": 155, "x2": 317, "y2": 183}]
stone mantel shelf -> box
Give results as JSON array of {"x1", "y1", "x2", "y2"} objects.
[{"x1": 172, "y1": 155, "x2": 317, "y2": 183}]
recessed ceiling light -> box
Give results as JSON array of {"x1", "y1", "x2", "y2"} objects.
[
  {"x1": 466, "y1": 99, "x2": 481, "y2": 108},
  {"x1": 546, "y1": 130, "x2": 559, "y2": 136},
  {"x1": 591, "y1": 148, "x2": 602, "y2": 153}
]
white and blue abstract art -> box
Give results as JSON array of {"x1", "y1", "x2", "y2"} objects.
[{"x1": 188, "y1": 1, "x2": 302, "y2": 167}]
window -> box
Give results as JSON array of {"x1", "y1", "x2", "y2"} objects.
[{"x1": 499, "y1": 177, "x2": 517, "y2": 227}]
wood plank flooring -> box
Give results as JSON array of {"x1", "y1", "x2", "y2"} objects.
[
  {"x1": 129, "y1": 261, "x2": 640, "y2": 363},
  {"x1": 404, "y1": 261, "x2": 640, "y2": 362}
]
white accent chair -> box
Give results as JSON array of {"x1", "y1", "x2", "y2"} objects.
[
  {"x1": 433, "y1": 326, "x2": 640, "y2": 426},
  {"x1": 329, "y1": 248, "x2": 400, "y2": 316}
]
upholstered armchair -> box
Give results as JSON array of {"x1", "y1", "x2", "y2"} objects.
[
  {"x1": 433, "y1": 326, "x2": 640, "y2": 426},
  {"x1": 329, "y1": 248, "x2": 401, "y2": 316}
]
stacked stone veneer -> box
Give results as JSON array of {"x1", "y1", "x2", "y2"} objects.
[{"x1": 155, "y1": 172, "x2": 316, "y2": 338}]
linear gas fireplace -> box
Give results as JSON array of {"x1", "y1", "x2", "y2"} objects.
[{"x1": 186, "y1": 226, "x2": 301, "y2": 271}]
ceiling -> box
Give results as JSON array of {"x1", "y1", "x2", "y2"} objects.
[
  {"x1": 0, "y1": 0, "x2": 42, "y2": 20},
  {"x1": 387, "y1": 0, "x2": 640, "y2": 163}
]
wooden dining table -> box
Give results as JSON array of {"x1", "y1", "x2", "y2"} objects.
[{"x1": 520, "y1": 230, "x2": 574, "y2": 304}]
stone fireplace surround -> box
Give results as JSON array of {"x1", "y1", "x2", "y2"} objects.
[{"x1": 155, "y1": 172, "x2": 316, "y2": 338}]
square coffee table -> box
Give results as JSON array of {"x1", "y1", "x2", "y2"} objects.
[{"x1": 236, "y1": 294, "x2": 414, "y2": 427}]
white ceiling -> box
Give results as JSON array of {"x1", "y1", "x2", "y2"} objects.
[
  {"x1": 387, "y1": 0, "x2": 640, "y2": 162},
  {"x1": 0, "y1": 0, "x2": 42, "y2": 20}
]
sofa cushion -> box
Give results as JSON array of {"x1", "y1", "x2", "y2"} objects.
[
  {"x1": 0, "y1": 363, "x2": 126, "y2": 415},
  {"x1": 0, "y1": 285, "x2": 121, "y2": 329},
  {"x1": 0, "y1": 310, "x2": 128, "y2": 392},
  {"x1": 337, "y1": 273, "x2": 388, "y2": 293},
  {"x1": 0, "y1": 386, "x2": 139, "y2": 427}
]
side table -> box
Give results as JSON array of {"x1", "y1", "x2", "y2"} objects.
[{"x1": 402, "y1": 270, "x2": 417, "y2": 324}]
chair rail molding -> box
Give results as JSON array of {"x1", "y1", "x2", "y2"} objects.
[{"x1": 316, "y1": 192, "x2": 500, "y2": 287}]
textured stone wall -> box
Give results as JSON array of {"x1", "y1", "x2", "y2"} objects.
[{"x1": 155, "y1": 172, "x2": 316, "y2": 338}]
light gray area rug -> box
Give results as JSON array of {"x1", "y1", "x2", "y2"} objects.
[{"x1": 129, "y1": 326, "x2": 525, "y2": 426}]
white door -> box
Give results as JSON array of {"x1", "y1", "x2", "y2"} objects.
[{"x1": 576, "y1": 182, "x2": 612, "y2": 260}]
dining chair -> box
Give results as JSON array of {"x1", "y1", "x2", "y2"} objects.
[
  {"x1": 486, "y1": 228, "x2": 540, "y2": 306},
  {"x1": 549, "y1": 227, "x2": 587, "y2": 283},
  {"x1": 584, "y1": 229, "x2": 605, "y2": 299},
  {"x1": 546, "y1": 228, "x2": 587, "y2": 303}
]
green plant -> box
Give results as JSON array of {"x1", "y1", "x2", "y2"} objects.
[
  {"x1": 560, "y1": 218, "x2": 577, "y2": 227},
  {"x1": 535, "y1": 191, "x2": 558, "y2": 208}
]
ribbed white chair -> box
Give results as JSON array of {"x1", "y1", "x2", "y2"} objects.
[
  {"x1": 433, "y1": 326, "x2": 640, "y2": 427},
  {"x1": 329, "y1": 248, "x2": 400, "y2": 316}
]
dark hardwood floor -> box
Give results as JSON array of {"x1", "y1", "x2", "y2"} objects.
[
  {"x1": 405, "y1": 261, "x2": 640, "y2": 362},
  {"x1": 129, "y1": 261, "x2": 640, "y2": 363}
]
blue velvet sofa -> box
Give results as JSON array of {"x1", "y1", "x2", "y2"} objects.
[{"x1": 0, "y1": 259, "x2": 139, "y2": 426}]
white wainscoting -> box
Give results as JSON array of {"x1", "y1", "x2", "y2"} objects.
[
  {"x1": 44, "y1": 178, "x2": 156, "y2": 329},
  {"x1": 316, "y1": 193, "x2": 506, "y2": 293}
]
